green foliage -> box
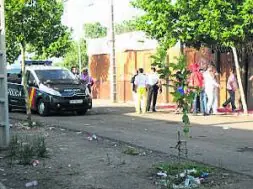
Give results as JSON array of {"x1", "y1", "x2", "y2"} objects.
[
  {"x1": 60, "y1": 39, "x2": 88, "y2": 69},
  {"x1": 5, "y1": 0, "x2": 71, "y2": 63},
  {"x1": 152, "y1": 45, "x2": 195, "y2": 135},
  {"x1": 132, "y1": 0, "x2": 253, "y2": 49},
  {"x1": 83, "y1": 19, "x2": 139, "y2": 39},
  {"x1": 115, "y1": 19, "x2": 139, "y2": 34},
  {"x1": 84, "y1": 22, "x2": 107, "y2": 39},
  {"x1": 123, "y1": 146, "x2": 139, "y2": 156},
  {"x1": 6, "y1": 40, "x2": 20, "y2": 64},
  {"x1": 8, "y1": 134, "x2": 48, "y2": 165},
  {"x1": 151, "y1": 44, "x2": 169, "y2": 79}
]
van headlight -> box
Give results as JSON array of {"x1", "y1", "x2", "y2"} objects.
[{"x1": 85, "y1": 87, "x2": 90, "y2": 96}]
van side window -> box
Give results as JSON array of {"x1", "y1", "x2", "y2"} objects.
[
  {"x1": 7, "y1": 69, "x2": 22, "y2": 84},
  {"x1": 27, "y1": 71, "x2": 37, "y2": 86}
]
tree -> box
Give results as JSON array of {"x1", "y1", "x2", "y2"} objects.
[
  {"x1": 28, "y1": 30, "x2": 72, "y2": 60},
  {"x1": 84, "y1": 22, "x2": 107, "y2": 39},
  {"x1": 132, "y1": 0, "x2": 253, "y2": 114},
  {"x1": 6, "y1": 37, "x2": 20, "y2": 64},
  {"x1": 5, "y1": 0, "x2": 71, "y2": 125},
  {"x1": 60, "y1": 39, "x2": 88, "y2": 70},
  {"x1": 115, "y1": 19, "x2": 139, "y2": 35}
]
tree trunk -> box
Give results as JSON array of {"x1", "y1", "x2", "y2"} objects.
[
  {"x1": 231, "y1": 47, "x2": 248, "y2": 114},
  {"x1": 21, "y1": 43, "x2": 32, "y2": 126}
]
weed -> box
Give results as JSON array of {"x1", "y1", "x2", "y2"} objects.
[
  {"x1": 7, "y1": 134, "x2": 48, "y2": 165},
  {"x1": 8, "y1": 135, "x2": 19, "y2": 165},
  {"x1": 19, "y1": 141, "x2": 34, "y2": 165},
  {"x1": 123, "y1": 146, "x2": 139, "y2": 156},
  {"x1": 33, "y1": 136, "x2": 48, "y2": 158}
]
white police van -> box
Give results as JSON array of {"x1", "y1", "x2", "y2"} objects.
[{"x1": 7, "y1": 61, "x2": 92, "y2": 116}]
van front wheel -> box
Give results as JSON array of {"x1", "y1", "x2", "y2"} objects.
[{"x1": 77, "y1": 108, "x2": 87, "y2": 115}]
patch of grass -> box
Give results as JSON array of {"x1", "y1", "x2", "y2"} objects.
[
  {"x1": 7, "y1": 135, "x2": 48, "y2": 165},
  {"x1": 123, "y1": 146, "x2": 139, "y2": 156},
  {"x1": 8, "y1": 135, "x2": 19, "y2": 165},
  {"x1": 33, "y1": 136, "x2": 47, "y2": 158}
]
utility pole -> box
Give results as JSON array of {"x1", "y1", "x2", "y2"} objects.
[
  {"x1": 78, "y1": 41, "x2": 82, "y2": 73},
  {"x1": 0, "y1": 0, "x2": 10, "y2": 147},
  {"x1": 63, "y1": 0, "x2": 94, "y2": 74},
  {"x1": 110, "y1": 0, "x2": 117, "y2": 103}
]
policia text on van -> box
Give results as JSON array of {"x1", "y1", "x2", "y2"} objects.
[{"x1": 7, "y1": 61, "x2": 92, "y2": 116}]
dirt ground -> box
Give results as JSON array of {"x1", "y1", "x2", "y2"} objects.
[{"x1": 0, "y1": 119, "x2": 252, "y2": 189}]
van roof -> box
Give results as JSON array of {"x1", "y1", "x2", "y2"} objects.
[{"x1": 26, "y1": 65, "x2": 67, "y2": 71}]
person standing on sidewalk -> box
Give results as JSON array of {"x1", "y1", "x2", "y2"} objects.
[
  {"x1": 188, "y1": 63, "x2": 206, "y2": 115},
  {"x1": 131, "y1": 70, "x2": 139, "y2": 104},
  {"x1": 204, "y1": 65, "x2": 220, "y2": 115},
  {"x1": 134, "y1": 68, "x2": 148, "y2": 114},
  {"x1": 222, "y1": 67, "x2": 238, "y2": 112},
  {"x1": 146, "y1": 67, "x2": 161, "y2": 112}
]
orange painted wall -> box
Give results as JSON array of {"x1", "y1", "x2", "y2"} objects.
[
  {"x1": 89, "y1": 50, "x2": 173, "y2": 104},
  {"x1": 89, "y1": 47, "x2": 251, "y2": 108}
]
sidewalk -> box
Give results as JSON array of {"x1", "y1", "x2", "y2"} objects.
[
  {"x1": 97, "y1": 99, "x2": 253, "y2": 116},
  {"x1": 95, "y1": 99, "x2": 253, "y2": 131}
]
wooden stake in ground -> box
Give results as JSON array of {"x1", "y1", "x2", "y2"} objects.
[
  {"x1": 20, "y1": 43, "x2": 32, "y2": 126},
  {"x1": 231, "y1": 47, "x2": 248, "y2": 114}
]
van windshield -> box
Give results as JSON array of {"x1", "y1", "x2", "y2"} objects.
[{"x1": 35, "y1": 69, "x2": 75, "y2": 82}]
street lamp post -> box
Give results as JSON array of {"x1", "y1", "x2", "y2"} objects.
[
  {"x1": 63, "y1": 0, "x2": 93, "y2": 74},
  {"x1": 0, "y1": 0, "x2": 10, "y2": 147},
  {"x1": 109, "y1": 0, "x2": 117, "y2": 103},
  {"x1": 63, "y1": 0, "x2": 117, "y2": 102},
  {"x1": 77, "y1": 40, "x2": 82, "y2": 73}
]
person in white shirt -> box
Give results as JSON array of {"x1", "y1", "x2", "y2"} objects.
[
  {"x1": 203, "y1": 65, "x2": 220, "y2": 115},
  {"x1": 71, "y1": 66, "x2": 79, "y2": 79},
  {"x1": 146, "y1": 67, "x2": 161, "y2": 112},
  {"x1": 134, "y1": 68, "x2": 148, "y2": 114}
]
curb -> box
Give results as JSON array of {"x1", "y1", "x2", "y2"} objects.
[
  {"x1": 157, "y1": 104, "x2": 253, "y2": 115},
  {"x1": 0, "y1": 182, "x2": 6, "y2": 189}
]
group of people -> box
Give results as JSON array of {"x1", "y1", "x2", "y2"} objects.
[
  {"x1": 131, "y1": 67, "x2": 162, "y2": 114},
  {"x1": 188, "y1": 62, "x2": 238, "y2": 116},
  {"x1": 70, "y1": 64, "x2": 252, "y2": 115},
  {"x1": 71, "y1": 66, "x2": 94, "y2": 93},
  {"x1": 131, "y1": 62, "x2": 242, "y2": 116}
]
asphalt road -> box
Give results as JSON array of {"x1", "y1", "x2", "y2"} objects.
[{"x1": 10, "y1": 101, "x2": 253, "y2": 177}]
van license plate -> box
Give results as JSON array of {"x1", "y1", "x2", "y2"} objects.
[{"x1": 69, "y1": 100, "x2": 83, "y2": 104}]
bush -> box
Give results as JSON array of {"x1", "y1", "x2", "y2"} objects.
[{"x1": 7, "y1": 135, "x2": 48, "y2": 165}]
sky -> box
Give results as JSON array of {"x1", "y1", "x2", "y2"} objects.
[
  {"x1": 14, "y1": 0, "x2": 142, "y2": 64},
  {"x1": 62, "y1": 0, "x2": 142, "y2": 39}
]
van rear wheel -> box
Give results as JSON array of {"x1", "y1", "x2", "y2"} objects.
[{"x1": 37, "y1": 99, "x2": 49, "y2": 116}]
